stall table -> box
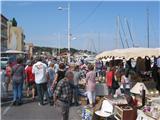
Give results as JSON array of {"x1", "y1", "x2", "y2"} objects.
[{"x1": 96, "y1": 83, "x2": 108, "y2": 96}]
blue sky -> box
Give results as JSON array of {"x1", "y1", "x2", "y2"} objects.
[{"x1": 1, "y1": 1, "x2": 160, "y2": 52}]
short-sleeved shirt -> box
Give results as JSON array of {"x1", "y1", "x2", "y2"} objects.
[
  {"x1": 32, "y1": 61, "x2": 47, "y2": 84},
  {"x1": 121, "y1": 75, "x2": 130, "y2": 89},
  {"x1": 47, "y1": 67, "x2": 55, "y2": 86},
  {"x1": 57, "y1": 70, "x2": 66, "y2": 83},
  {"x1": 25, "y1": 66, "x2": 35, "y2": 83},
  {"x1": 106, "y1": 71, "x2": 113, "y2": 87},
  {"x1": 54, "y1": 64, "x2": 59, "y2": 73},
  {"x1": 54, "y1": 78, "x2": 73, "y2": 103},
  {"x1": 73, "y1": 71, "x2": 81, "y2": 86},
  {"x1": 12, "y1": 64, "x2": 25, "y2": 83}
]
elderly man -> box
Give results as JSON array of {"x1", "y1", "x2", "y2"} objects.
[{"x1": 54, "y1": 71, "x2": 73, "y2": 120}]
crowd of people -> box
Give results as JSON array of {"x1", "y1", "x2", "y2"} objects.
[
  {"x1": 1, "y1": 55, "x2": 96, "y2": 120},
  {"x1": 1, "y1": 55, "x2": 160, "y2": 120},
  {"x1": 96, "y1": 56, "x2": 160, "y2": 95}
]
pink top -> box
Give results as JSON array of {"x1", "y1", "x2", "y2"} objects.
[{"x1": 86, "y1": 71, "x2": 96, "y2": 92}]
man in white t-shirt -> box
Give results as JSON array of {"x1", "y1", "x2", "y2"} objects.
[{"x1": 32, "y1": 57, "x2": 50, "y2": 106}]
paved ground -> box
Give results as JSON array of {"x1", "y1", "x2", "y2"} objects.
[
  {"x1": 1, "y1": 83, "x2": 82, "y2": 120},
  {"x1": 1, "y1": 97, "x2": 82, "y2": 120}
]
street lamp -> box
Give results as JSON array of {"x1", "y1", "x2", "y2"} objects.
[{"x1": 58, "y1": 3, "x2": 71, "y2": 63}]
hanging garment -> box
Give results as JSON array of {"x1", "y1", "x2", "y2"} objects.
[
  {"x1": 157, "y1": 57, "x2": 160, "y2": 68},
  {"x1": 145, "y1": 56, "x2": 151, "y2": 71},
  {"x1": 136, "y1": 57, "x2": 146, "y2": 73}
]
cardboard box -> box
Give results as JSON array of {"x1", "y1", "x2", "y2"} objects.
[{"x1": 114, "y1": 105, "x2": 137, "y2": 120}]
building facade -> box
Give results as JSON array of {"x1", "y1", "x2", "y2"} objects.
[
  {"x1": 25, "y1": 43, "x2": 34, "y2": 59},
  {"x1": 1, "y1": 14, "x2": 8, "y2": 51},
  {"x1": 7, "y1": 21, "x2": 25, "y2": 51}
]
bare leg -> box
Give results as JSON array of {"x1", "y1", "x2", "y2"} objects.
[
  {"x1": 27, "y1": 87, "x2": 30, "y2": 97},
  {"x1": 32, "y1": 88, "x2": 35, "y2": 99}
]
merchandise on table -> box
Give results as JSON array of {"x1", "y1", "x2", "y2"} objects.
[{"x1": 82, "y1": 106, "x2": 93, "y2": 120}]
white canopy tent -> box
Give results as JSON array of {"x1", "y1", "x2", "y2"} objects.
[
  {"x1": 5, "y1": 50, "x2": 27, "y2": 54},
  {"x1": 96, "y1": 48, "x2": 160, "y2": 60}
]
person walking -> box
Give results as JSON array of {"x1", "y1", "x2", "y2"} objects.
[
  {"x1": 54, "y1": 59, "x2": 59, "y2": 73},
  {"x1": 32, "y1": 57, "x2": 50, "y2": 106},
  {"x1": 51, "y1": 63, "x2": 66, "y2": 92},
  {"x1": 25, "y1": 60, "x2": 35, "y2": 100},
  {"x1": 54, "y1": 71, "x2": 73, "y2": 120},
  {"x1": 12, "y1": 56, "x2": 25, "y2": 105},
  {"x1": 73, "y1": 65, "x2": 81, "y2": 106},
  {"x1": 5, "y1": 62, "x2": 12, "y2": 93},
  {"x1": 120, "y1": 70, "x2": 131, "y2": 95},
  {"x1": 85, "y1": 64, "x2": 96, "y2": 107},
  {"x1": 106, "y1": 67, "x2": 115, "y2": 96},
  {"x1": 1, "y1": 66, "x2": 7, "y2": 98},
  {"x1": 46, "y1": 62, "x2": 55, "y2": 105}
]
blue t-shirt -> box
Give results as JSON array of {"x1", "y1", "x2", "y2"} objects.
[{"x1": 47, "y1": 67, "x2": 55, "y2": 86}]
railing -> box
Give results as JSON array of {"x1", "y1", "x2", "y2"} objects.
[{"x1": 1, "y1": 31, "x2": 7, "y2": 37}]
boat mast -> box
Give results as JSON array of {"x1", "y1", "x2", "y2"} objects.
[
  {"x1": 58, "y1": 33, "x2": 61, "y2": 55},
  {"x1": 147, "y1": 8, "x2": 150, "y2": 48},
  {"x1": 125, "y1": 17, "x2": 134, "y2": 47},
  {"x1": 120, "y1": 17, "x2": 129, "y2": 48},
  {"x1": 98, "y1": 32, "x2": 100, "y2": 53},
  {"x1": 119, "y1": 29, "x2": 125, "y2": 48},
  {"x1": 116, "y1": 16, "x2": 120, "y2": 49}
]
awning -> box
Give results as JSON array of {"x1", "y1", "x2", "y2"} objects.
[{"x1": 96, "y1": 48, "x2": 160, "y2": 59}]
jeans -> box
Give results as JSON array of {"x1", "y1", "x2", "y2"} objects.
[
  {"x1": 36, "y1": 82, "x2": 50, "y2": 104},
  {"x1": 13, "y1": 81, "x2": 23, "y2": 102},
  {"x1": 73, "y1": 85, "x2": 79, "y2": 104}
]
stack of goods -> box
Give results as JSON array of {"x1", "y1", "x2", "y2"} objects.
[
  {"x1": 79, "y1": 89, "x2": 88, "y2": 106},
  {"x1": 142, "y1": 103, "x2": 160, "y2": 120},
  {"x1": 148, "y1": 89, "x2": 160, "y2": 97},
  {"x1": 104, "y1": 96, "x2": 128, "y2": 105},
  {"x1": 79, "y1": 78, "x2": 86, "y2": 89},
  {"x1": 82, "y1": 106, "x2": 93, "y2": 120}
]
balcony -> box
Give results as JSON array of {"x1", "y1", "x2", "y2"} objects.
[
  {"x1": 1, "y1": 31, "x2": 7, "y2": 39},
  {"x1": 1, "y1": 22, "x2": 7, "y2": 28}
]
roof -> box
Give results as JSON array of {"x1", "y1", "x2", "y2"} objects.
[
  {"x1": 1, "y1": 50, "x2": 27, "y2": 54},
  {"x1": 1, "y1": 14, "x2": 8, "y2": 21}
]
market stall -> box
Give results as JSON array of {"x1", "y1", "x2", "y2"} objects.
[
  {"x1": 96, "y1": 83, "x2": 108, "y2": 96},
  {"x1": 81, "y1": 94, "x2": 160, "y2": 120},
  {"x1": 96, "y1": 48, "x2": 160, "y2": 60},
  {"x1": 79, "y1": 49, "x2": 160, "y2": 120}
]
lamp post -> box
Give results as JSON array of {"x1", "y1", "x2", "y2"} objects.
[{"x1": 58, "y1": 3, "x2": 71, "y2": 63}]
